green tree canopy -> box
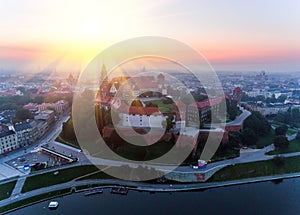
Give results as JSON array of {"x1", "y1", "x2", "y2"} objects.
[
  {"x1": 274, "y1": 135, "x2": 289, "y2": 149},
  {"x1": 243, "y1": 111, "x2": 271, "y2": 136},
  {"x1": 15, "y1": 108, "x2": 33, "y2": 121},
  {"x1": 240, "y1": 128, "x2": 258, "y2": 146},
  {"x1": 296, "y1": 131, "x2": 300, "y2": 142},
  {"x1": 275, "y1": 125, "x2": 288, "y2": 136}
]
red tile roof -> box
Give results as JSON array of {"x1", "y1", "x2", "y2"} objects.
[
  {"x1": 233, "y1": 87, "x2": 242, "y2": 92},
  {"x1": 189, "y1": 96, "x2": 224, "y2": 109}
]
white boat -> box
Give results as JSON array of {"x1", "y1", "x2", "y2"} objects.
[{"x1": 48, "y1": 201, "x2": 59, "y2": 209}]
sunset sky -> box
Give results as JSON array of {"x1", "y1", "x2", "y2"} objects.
[{"x1": 1, "y1": 0, "x2": 300, "y2": 73}]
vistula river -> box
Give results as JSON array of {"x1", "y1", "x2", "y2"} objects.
[{"x1": 7, "y1": 178, "x2": 300, "y2": 215}]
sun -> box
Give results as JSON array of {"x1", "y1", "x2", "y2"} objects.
[{"x1": 79, "y1": 15, "x2": 107, "y2": 41}]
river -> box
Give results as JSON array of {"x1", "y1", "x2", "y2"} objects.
[{"x1": 8, "y1": 178, "x2": 300, "y2": 215}]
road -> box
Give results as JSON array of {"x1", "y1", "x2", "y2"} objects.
[
  {"x1": 2, "y1": 167, "x2": 300, "y2": 209},
  {"x1": 2, "y1": 107, "x2": 300, "y2": 209},
  {"x1": 226, "y1": 108, "x2": 251, "y2": 126},
  {"x1": 0, "y1": 114, "x2": 70, "y2": 181},
  {"x1": 208, "y1": 107, "x2": 251, "y2": 127}
]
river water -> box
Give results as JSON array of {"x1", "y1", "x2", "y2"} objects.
[{"x1": 8, "y1": 178, "x2": 300, "y2": 215}]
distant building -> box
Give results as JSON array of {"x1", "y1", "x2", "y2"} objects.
[
  {"x1": 0, "y1": 125, "x2": 18, "y2": 154},
  {"x1": 67, "y1": 73, "x2": 76, "y2": 87},
  {"x1": 38, "y1": 100, "x2": 69, "y2": 114},
  {"x1": 187, "y1": 97, "x2": 223, "y2": 127},
  {"x1": 35, "y1": 120, "x2": 48, "y2": 138},
  {"x1": 246, "y1": 103, "x2": 289, "y2": 116},
  {"x1": 13, "y1": 121, "x2": 39, "y2": 147},
  {"x1": 255, "y1": 71, "x2": 268, "y2": 82},
  {"x1": 0, "y1": 110, "x2": 16, "y2": 124},
  {"x1": 34, "y1": 110, "x2": 55, "y2": 125},
  {"x1": 173, "y1": 101, "x2": 187, "y2": 128},
  {"x1": 96, "y1": 65, "x2": 167, "y2": 102},
  {"x1": 232, "y1": 87, "x2": 242, "y2": 105},
  {"x1": 118, "y1": 105, "x2": 167, "y2": 128},
  {"x1": 0, "y1": 90, "x2": 23, "y2": 97},
  {"x1": 23, "y1": 103, "x2": 39, "y2": 112}
]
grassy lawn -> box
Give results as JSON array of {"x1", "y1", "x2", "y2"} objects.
[
  {"x1": 0, "y1": 188, "x2": 70, "y2": 214},
  {"x1": 266, "y1": 139, "x2": 300, "y2": 155},
  {"x1": 211, "y1": 148, "x2": 240, "y2": 162},
  {"x1": 22, "y1": 165, "x2": 99, "y2": 193},
  {"x1": 286, "y1": 129, "x2": 298, "y2": 135},
  {"x1": 256, "y1": 130, "x2": 275, "y2": 149},
  {"x1": 77, "y1": 171, "x2": 113, "y2": 181},
  {"x1": 209, "y1": 155, "x2": 300, "y2": 182},
  {"x1": 55, "y1": 136, "x2": 81, "y2": 149},
  {"x1": 103, "y1": 138, "x2": 176, "y2": 163},
  {"x1": 0, "y1": 180, "x2": 17, "y2": 201},
  {"x1": 145, "y1": 100, "x2": 173, "y2": 113}
]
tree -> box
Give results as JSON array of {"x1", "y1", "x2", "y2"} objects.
[
  {"x1": 265, "y1": 94, "x2": 276, "y2": 104},
  {"x1": 32, "y1": 96, "x2": 44, "y2": 104},
  {"x1": 244, "y1": 111, "x2": 271, "y2": 136},
  {"x1": 181, "y1": 94, "x2": 195, "y2": 105},
  {"x1": 255, "y1": 95, "x2": 265, "y2": 102},
  {"x1": 275, "y1": 125, "x2": 288, "y2": 136},
  {"x1": 131, "y1": 99, "x2": 143, "y2": 107},
  {"x1": 274, "y1": 135, "x2": 289, "y2": 150},
  {"x1": 162, "y1": 117, "x2": 173, "y2": 131},
  {"x1": 296, "y1": 131, "x2": 300, "y2": 142},
  {"x1": 228, "y1": 131, "x2": 242, "y2": 148},
  {"x1": 146, "y1": 102, "x2": 158, "y2": 108},
  {"x1": 61, "y1": 118, "x2": 76, "y2": 140},
  {"x1": 241, "y1": 92, "x2": 254, "y2": 102},
  {"x1": 240, "y1": 128, "x2": 258, "y2": 146},
  {"x1": 190, "y1": 92, "x2": 208, "y2": 102},
  {"x1": 15, "y1": 108, "x2": 33, "y2": 121},
  {"x1": 277, "y1": 95, "x2": 287, "y2": 103},
  {"x1": 225, "y1": 98, "x2": 239, "y2": 120},
  {"x1": 291, "y1": 107, "x2": 300, "y2": 120}
]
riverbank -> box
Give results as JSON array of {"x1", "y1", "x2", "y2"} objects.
[{"x1": 2, "y1": 171, "x2": 300, "y2": 214}]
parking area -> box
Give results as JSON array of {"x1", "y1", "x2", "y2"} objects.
[{"x1": 5, "y1": 149, "x2": 70, "y2": 173}]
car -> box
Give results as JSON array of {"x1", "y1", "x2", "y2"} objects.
[{"x1": 48, "y1": 201, "x2": 59, "y2": 209}]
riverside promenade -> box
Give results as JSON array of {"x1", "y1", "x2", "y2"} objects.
[{"x1": 2, "y1": 170, "x2": 300, "y2": 209}]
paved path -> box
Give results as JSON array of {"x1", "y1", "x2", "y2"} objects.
[
  {"x1": 2, "y1": 145, "x2": 300, "y2": 210},
  {"x1": 2, "y1": 171, "x2": 300, "y2": 209},
  {"x1": 226, "y1": 108, "x2": 251, "y2": 126},
  {"x1": 0, "y1": 163, "x2": 23, "y2": 181},
  {"x1": 208, "y1": 108, "x2": 251, "y2": 127},
  {"x1": 11, "y1": 176, "x2": 26, "y2": 196}
]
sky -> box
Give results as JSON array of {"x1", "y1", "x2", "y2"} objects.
[{"x1": 0, "y1": 0, "x2": 300, "y2": 73}]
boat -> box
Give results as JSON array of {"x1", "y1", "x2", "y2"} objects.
[
  {"x1": 191, "y1": 160, "x2": 207, "y2": 169},
  {"x1": 111, "y1": 186, "x2": 128, "y2": 195},
  {"x1": 84, "y1": 188, "x2": 104, "y2": 196},
  {"x1": 48, "y1": 201, "x2": 59, "y2": 209}
]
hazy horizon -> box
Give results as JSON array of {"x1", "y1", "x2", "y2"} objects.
[{"x1": 1, "y1": 0, "x2": 300, "y2": 74}]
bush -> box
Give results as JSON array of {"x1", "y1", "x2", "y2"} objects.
[
  {"x1": 275, "y1": 125, "x2": 288, "y2": 136},
  {"x1": 274, "y1": 135, "x2": 289, "y2": 149}
]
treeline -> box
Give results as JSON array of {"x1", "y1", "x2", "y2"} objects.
[
  {"x1": 242, "y1": 92, "x2": 287, "y2": 103},
  {"x1": 229, "y1": 111, "x2": 271, "y2": 147},
  {"x1": 0, "y1": 92, "x2": 72, "y2": 111},
  {"x1": 273, "y1": 107, "x2": 300, "y2": 126}
]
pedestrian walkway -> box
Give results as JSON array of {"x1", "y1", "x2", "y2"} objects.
[
  {"x1": 0, "y1": 163, "x2": 22, "y2": 181},
  {"x1": 11, "y1": 176, "x2": 26, "y2": 196}
]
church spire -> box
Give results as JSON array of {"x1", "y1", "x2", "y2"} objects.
[
  {"x1": 101, "y1": 64, "x2": 108, "y2": 82},
  {"x1": 67, "y1": 73, "x2": 75, "y2": 86}
]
